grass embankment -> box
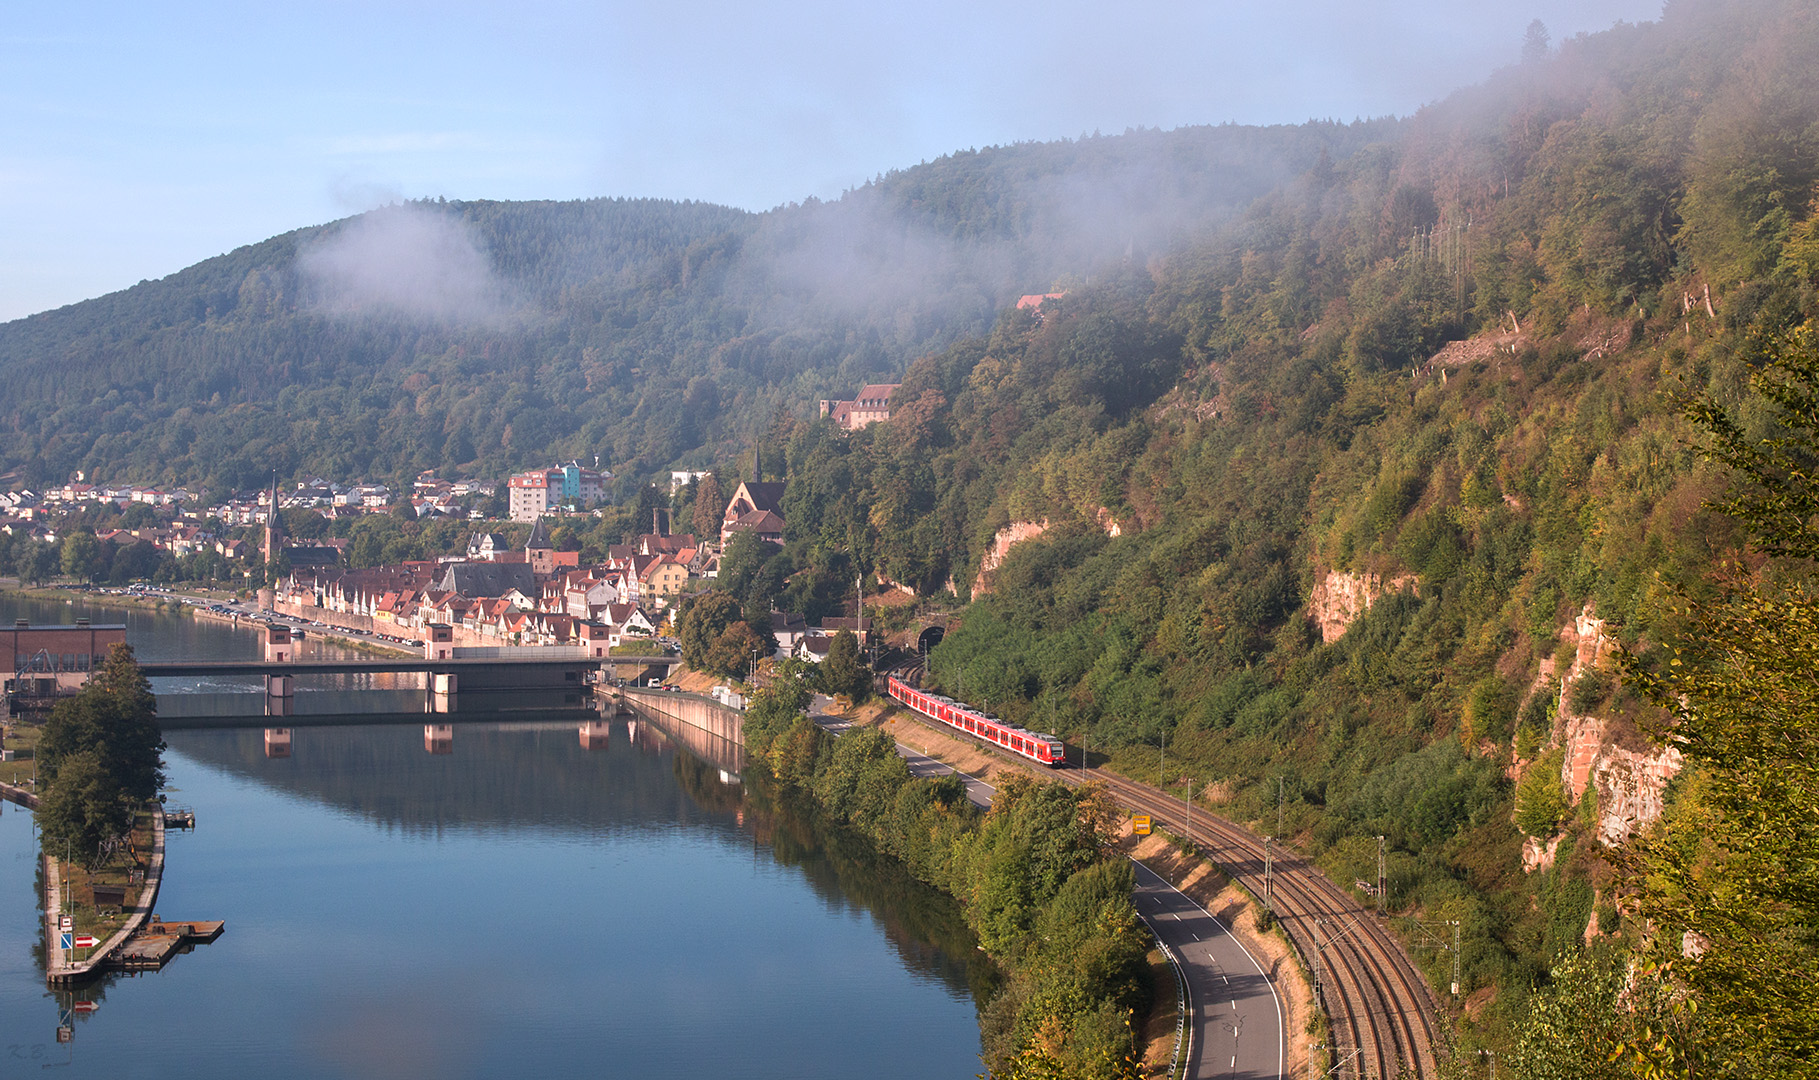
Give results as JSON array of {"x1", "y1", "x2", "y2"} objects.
[{"x1": 1, "y1": 720, "x2": 41, "y2": 788}]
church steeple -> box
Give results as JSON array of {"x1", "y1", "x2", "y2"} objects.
[
  {"x1": 751, "y1": 445, "x2": 761, "y2": 483},
  {"x1": 262, "y1": 473, "x2": 281, "y2": 569}
]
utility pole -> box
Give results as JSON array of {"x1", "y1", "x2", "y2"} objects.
[
  {"x1": 1263, "y1": 835, "x2": 1273, "y2": 911},
  {"x1": 1183, "y1": 778, "x2": 1195, "y2": 841},
  {"x1": 1377, "y1": 835, "x2": 1386, "y2": 912},
  {"x1": 1453, "y1": 920, "x2": 1463, "y2": 997}
]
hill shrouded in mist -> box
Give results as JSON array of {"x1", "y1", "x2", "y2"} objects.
[{"x1": 0, "y1": 121, "x2": 1386, "y2": 495}]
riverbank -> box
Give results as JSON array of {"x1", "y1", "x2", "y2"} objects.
[
  {"x1": 858, "y1": 696, "x2": 1313, "y2": 1080},
  {"x1": 0, "y1": 583, "x2": 415, "y2": 658}
]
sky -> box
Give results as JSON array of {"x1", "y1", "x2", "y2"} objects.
[{"x1": 2, "y1": 0, "x2": 1667, "y2": 323}]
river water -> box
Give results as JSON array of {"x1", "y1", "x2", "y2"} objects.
[{"x1": 0, "y1": 594, "x2": 988, "y2": 1078}]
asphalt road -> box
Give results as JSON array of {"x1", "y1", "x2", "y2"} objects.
[
  {"x1": 1133, "y1": 862, "x2": 1284, "y2": 1080},
  {"x1": 810, "y1": 699, "x2": 1284, "y2": 1079}
]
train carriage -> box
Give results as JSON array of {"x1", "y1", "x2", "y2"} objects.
[{"x1": 887, "y1": 675, "x2": 1066, "y2": 767}]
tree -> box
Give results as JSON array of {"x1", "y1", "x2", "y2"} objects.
[
  {"x1": 819, "y1": 629, "x2": 872, "y2": 702},
  {"x1": 1522, "y1": 19, "x2": 1551, "y2": 64},
  {"x1": 35, "y1": 750, "x2": 135, "y2": 868},
  {"x1": 692, "y1": 472, "x2": 724, "y2": 540},
  {"x1": 677, "y1": 591, "x2": 741, "y2": 671},
  {"x1": 36, "y1": 644, "x2": 164, "y2": 865},
  {"x1": 60, "y1": 529, "x2": 100, "y2": 582},
  {"x1": 1615, "y1": 324, "x2": 1819, "y2": 1077}
]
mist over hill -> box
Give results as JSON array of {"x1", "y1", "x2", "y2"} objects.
[{"x1": 0, "y1": 120, "x2": 1385, "y2": 494}]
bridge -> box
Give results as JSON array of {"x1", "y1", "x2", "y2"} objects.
[{"x1": 130, "y1": 623, "x2": 685, "y2": 709}]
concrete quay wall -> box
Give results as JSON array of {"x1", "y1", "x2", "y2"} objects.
[{"x1": 620, "y1": 689, "x2": 745, "y2": 746}]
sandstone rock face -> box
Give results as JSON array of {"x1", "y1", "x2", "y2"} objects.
[
  {"x1": 1552, "y1": 604, "x2": 1684, "y2": 848},
  {"x1": 1522, "y1": 833, "x2": 1562, "y2": 874},
  {"x1": 1306, "y1": 570, "x2": 1417, "y2": 644},
  {"x1": 1592, "y1": 742, "x2": 1684, "y2": 847},
  {"x1": 972, "y1": 520, "x2": 1049, "y2": 597}
]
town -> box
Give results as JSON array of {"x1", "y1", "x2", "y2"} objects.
[{"x1": 0, "y1": 384, "x2": 905, "y2": 666}]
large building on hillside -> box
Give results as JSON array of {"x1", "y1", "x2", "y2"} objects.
[
  {"x1": 508, "y1": 462, "x2": 608, "y2": 522},
  {"x1": 818, "y1": 384, "x2": 900, "y2": 432},
  {"x1": 722, "y1": 480, "x2": 787, "y2": 546}
]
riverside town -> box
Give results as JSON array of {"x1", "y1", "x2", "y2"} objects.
[{"x1": 3, "y1": 4, "x2": 1816, "y2": 1078}]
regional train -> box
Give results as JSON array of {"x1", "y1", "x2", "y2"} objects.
[{"x1": 886, "y1": 674, "x2": 1067, "y2": 767}]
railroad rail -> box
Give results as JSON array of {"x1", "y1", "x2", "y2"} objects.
[
  {"x1": 1076, "y1": 767, "x2": 1440, "y2": 1080},
  {"x1": 888, "y1": 667, "x2": 1442, "y2": 1080}
]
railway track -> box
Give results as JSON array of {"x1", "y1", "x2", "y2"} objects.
[
  {"x1": 884, "y1": 667, "x2": 1441, "y2": 1080},
  {"x1": 1078, "y1": 767, "x2": 1440, "y2": 1080}
]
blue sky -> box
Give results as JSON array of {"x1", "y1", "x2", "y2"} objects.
[{"x1": 2, "y1": 0, "x2": 1665, "y2": 322}]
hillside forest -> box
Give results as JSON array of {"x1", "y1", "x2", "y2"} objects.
[{"x1": 6, "y1": 0, "x2": 1819, "y2": 1074}]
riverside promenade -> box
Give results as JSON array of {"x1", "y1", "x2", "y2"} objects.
[{"x1": 44, "y1": 805, "x2": 165, "y2": 986}]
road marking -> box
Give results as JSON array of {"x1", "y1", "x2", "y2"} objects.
[{"x1": 1231, "y1": 1056, "x2": 1237, "y2": 1068}]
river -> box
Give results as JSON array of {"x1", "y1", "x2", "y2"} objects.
[{"x1": 0, "y1": 593, "x2": 989, "y2": 1078}]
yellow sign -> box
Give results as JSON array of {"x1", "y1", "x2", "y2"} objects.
[{"x1": 1132, "y1": 814, "x2": 1152, "y2": 835}]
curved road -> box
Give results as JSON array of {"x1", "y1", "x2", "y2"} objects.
[{"x1": 816, "y1": 698, "x2": 1284, "y2": 1080}]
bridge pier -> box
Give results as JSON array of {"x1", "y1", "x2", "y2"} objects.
[
  {"x1": 432, "y1": 672, "x2": 458, "y2": 696},
  {"x1": 266, "y1": 673, "x2": 294, "y2": 699}
]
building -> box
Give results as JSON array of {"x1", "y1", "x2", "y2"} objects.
[
  {"x1": 508, "y1": 463, "x2": 607, "y2": 522},
  {"x1": 818, "y1": 384, "x2": 901, "y2": 432},
  {"x1": 722, "y1": 480, "x2": 787, "y2": 546},
  {"x1": 3, "y1": 619, "x2": 127, "y2": 710},
  {"x1": 1016, "y1": 291, "x2": 1067, "y2": 311}
]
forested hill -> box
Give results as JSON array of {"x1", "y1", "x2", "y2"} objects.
[
  {"x1": 671, "y1": 0, "x2": 1812, "y2": 1071},
  {"x1": 0, "y1": 121, "x2": 1384, "y2": 494}
]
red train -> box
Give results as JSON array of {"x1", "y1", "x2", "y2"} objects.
[{"x1": 887, "y1": 675, "x2": 1067, "y2": 767}]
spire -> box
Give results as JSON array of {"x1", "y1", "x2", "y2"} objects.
[{"x1": 263, "y1": 471, "x2": 281, "y2": 568}]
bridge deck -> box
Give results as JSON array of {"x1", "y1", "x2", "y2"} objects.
[{"x1": 138, "y1": 656, "x2": 680, "y2": 677}]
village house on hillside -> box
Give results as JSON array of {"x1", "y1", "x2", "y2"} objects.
[{"x1": 818, "y1": 384, "x2": 900, "y2": 432}]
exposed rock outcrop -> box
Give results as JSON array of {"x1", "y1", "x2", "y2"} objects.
[
  {"x1": 1522, "y1": 834, "x2": 1562, "y2": 874},
  {"x1": 972, "y1": 520, "x2": 1049, "y2": 597},
  {"x1": 1306, "y1": 570, "x2": 1417, "y2": 645},
  {"x1": 1551, "y1": 604, "x2": 1683, "y2": 848}
]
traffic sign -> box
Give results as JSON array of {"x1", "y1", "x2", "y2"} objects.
[
  {"x1": 71, "y1": 1000, "x2": 98, "y2": 1014},
  {"x1": 60, "y1": 933, "x2": 71, "y2": 950},
  {"x1": 59, "y1": 915, "x2": 72, "y2": 933},
  {"x1": 73, "y1": 935, "x2": 99, "y2": 949},
  {"x1": 1133, "y1": 814, "x2": 1152, "y2": 835}
]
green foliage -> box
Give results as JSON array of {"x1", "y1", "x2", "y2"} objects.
[
  {"x1": 817, "y1": 629, "x2": 871, "y2": 702},
  {"x1": 1513, "y1": 749, "x2": 1570, "y2": 839},
  {"x1": 36, "y1": 644, "x2": 164, "y2": 864},
  {"x1": 1507, "y1": 947, "x2": 1692, "y2": 1080}
]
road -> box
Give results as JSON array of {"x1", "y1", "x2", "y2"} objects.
[
  {"x1": 1134, "y1": 862, "x2": 1283, "y2": 1080},
  {"x1": 809, "y1": 697, "x2": 1284, "y2": 1079}
]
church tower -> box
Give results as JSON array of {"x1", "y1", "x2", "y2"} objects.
[{"x1": 262, "y1": 474, "x2": 281, "y2": 569}]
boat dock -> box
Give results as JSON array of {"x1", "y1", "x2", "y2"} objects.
[{"x1": 112, "y1": 919, "x2": 226, "y2": 972}]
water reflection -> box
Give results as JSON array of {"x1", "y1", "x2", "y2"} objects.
[{"x1": 2, "y1": 594, "x2": 991, "y2": 1077}]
